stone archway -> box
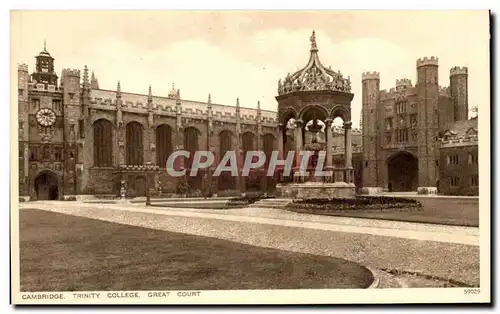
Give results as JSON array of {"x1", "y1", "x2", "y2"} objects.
[
  {"x1": 34, "y1": 171, "x2": 60, "y2": 200},
  {"x1": 387, "y1": 151, "x2": 418, "y2": 192}
]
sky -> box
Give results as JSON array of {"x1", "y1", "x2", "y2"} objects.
[{"x1": 10, "y1": 10, "x2": 490, "y2": 128}]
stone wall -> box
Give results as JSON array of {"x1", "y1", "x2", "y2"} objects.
[{"x1": 439, "y1": 145, "x2": 478, "y2": 196}]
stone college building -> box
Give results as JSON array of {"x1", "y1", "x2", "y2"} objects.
[{"x1": 17, "y1": 35, "x2": 479, "y2": 200}]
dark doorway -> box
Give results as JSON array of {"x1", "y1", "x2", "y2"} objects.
[
  {"x1": 387, "y1": 152, "x2": 418, "y2": 192},
  {"x1": 34, "y1": 172, "x2": 59, "y2": 200},
  {"x1": 134, "y1": 176, "x2": 146, "y2": 197}
]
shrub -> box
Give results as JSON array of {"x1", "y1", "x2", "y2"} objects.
[{"x1": 176, "y1": 177, "x2": 190, "y2": 195}]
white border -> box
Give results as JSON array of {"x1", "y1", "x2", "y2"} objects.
[{"x1": 4, "y1": 2, "x2": 497, "y2": 312}]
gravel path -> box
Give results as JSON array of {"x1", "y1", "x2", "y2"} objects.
[{"x1": 20, "y1": 202, "x2": 480, "y2": 286}]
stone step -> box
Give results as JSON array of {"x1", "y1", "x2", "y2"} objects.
[
  {"x1": 248, "y1": 203, "x2": 290, "y2": 209},
  {"x1": 249, "y1": 198, "x2": 292, "y2": 209},
  {"x1": 131, "y1": 197, "x2": 232, "y2": 203}
]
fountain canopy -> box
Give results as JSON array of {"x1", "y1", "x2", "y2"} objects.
[{"x1": 277, "y1": 30, "x2": 352, "y2": 96}]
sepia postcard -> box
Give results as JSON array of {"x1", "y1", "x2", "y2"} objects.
[{"x1": 10, "y1": 10, "x2": 491, "y2": 305}]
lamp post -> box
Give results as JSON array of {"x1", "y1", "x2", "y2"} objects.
[
  {"x1": 144, "y1": 162, "x2": 159, "y2": 206},
  {"x1": 120, "y1": 179, "x2": 126, "y2": 201}
]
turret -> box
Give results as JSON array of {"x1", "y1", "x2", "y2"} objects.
[
  {"x1": 257, "y1": 100, "x2": 262, "y2": 122},
  {"x1": 17, "y1": 63, "x2": 29, "y2": 105},
  {"x1": 207, "y1": 93, "x2": 213, "y2": 136},
  {"x1": 361, "y1": 71, "x2": 380, "y2": 187},
  {"x1": 450, "y1": 66, "x2": 468, "y2": 121},
  {"x1": 116, "y1": 80, "x2": 122, "y2": 99},
  {"x1": 147, "y1": 85, "x2": 154, "y2": 124},
  {"x1": 90, "y1": 71, "x2": 99, "y2": 89},
  {"x1": 147, "y1": 85, "x2": 153, "y2": 105},
  {"x1": 81, "y1": 65, "x2": 91, "y2": 119},
  {"x1": 61, "y1": 68, "x2": 81, "y2": 104},
  {"x1": 32, "y1": 41, "x2": 58, "y2": 88},
  {"x1": 416, "y1": 56, "x2": 440, "y2": 189},
  {"x1": 17, "y1": 63, "x2": 30, "y2": 194},
  {"x1": 395, "y1": 78, "x2": 412, "y2": 89},
  {"x1": 235, "y1": 97, "x2": 241, "y2": 135}
]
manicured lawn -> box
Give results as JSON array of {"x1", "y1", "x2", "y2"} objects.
[
  {"x1": 19, "y1": 208, "x2": 373, "y2": 292},
  {"x1": 286, "y1": 197, "x2": 479, "y2": 227}
]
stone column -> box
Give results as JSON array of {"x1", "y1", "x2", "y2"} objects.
[
  {"x1": 325, "y1": 119, "x2": 333, "y2": 182},
  {"x1": 118, "y1": 123, "x2": 125, "y2": 165},
  {"x1": 344, "y1": 121, "x2": 353, "y2": 184},
  {"x1": 210, "y1": 146, "x2": 218, "y2": 197},
  {"x1": 233, "y1": 135, "x2": 242, "y2": 195},
  {"x1": 276, "y1": 124, "x2": 285, "y2": 183},
  {"x1": 294, "y1": 119, "x2": 303, "y2": 182},
  {"x1": 238, "y1": 145, "x2": 246, "y2": 196}
]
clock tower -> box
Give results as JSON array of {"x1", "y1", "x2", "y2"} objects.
[{"x1": 31, "y1": 41, "x2": 58, "y2": 87}]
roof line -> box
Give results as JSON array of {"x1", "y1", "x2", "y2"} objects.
[{"x1": 92, "y1": 88, "x2": 277, "y2": 113}]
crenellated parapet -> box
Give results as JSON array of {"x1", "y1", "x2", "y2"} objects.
[
  {"x1": 61, "y1": 68, "x2": 81, "y2": 78},
  {"x1": 416, "y1": 56, "x2": 438, "y2": 67},
  {"x1": 332, "y1": 145, "x2": 363, "y2": 155},
  {"x1": 379, "y1": 88, "x2": 397, "y2": 100},
  {"x1": 450, "y1": 66, "x2": 468, "y2": 76},
  {"x1": 18, "y1": 63, "x2": 28, "y2": 72},
  {"x1": 331, "y1": 125, "x2": 362, "y2": 135},
  {"x1": 439, "y1": 86, "x2": 450, "y2": 97},
  {"x1": 396, "y1": 78, "x2": 412, "y2": 88},
  {"x1": 28, "y1": 83, "x2": 59, "y2": 93},
  {"x1": 89, "y1": 88, "x2": 278, "y2": 125},
  {"x1": 361, "y1": 71, "x2": 380, "y2": 81}
]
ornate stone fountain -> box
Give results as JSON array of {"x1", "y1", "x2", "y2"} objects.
[{"x1": 274, "y1": 31, "x2": 356, "y2": 199}]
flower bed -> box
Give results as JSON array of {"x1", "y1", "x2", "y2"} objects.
[{"x1": 287, "y1": 196, "x2": 422, "y2": 212}]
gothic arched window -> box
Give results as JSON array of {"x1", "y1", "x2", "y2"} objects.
[
  {"x1": 126, "y1": 121, "x2": 144, "y2": 165},
  {"x1": 156, "y1": 124, "x2": 173, "y2": 168},
  {"x1": 93, "y1": 119, "x2": 113, "y2": 167},
  {"x1": 242, "y1": 132, "x2": 255, "y2": 162},
  {"x1": 183, "y1": 127, "x2": 199, "y2": 170},
  {"x1": 263, "y1": 134, "x2": 275, "y2": 167},
  {"x1": 219, "y1": 130, "x2": 233, "y2": 163},
  {"x1": 219, "y1": 130, "x2": 235, "y2": 190}
]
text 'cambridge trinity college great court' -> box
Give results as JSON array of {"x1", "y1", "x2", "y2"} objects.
[{"x1": 18, "y1": 31, "x2": 478, "y2": 201}]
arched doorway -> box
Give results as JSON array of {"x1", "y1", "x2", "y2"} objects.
[
  {"x1": 387, "y1": 152, "x2": 418, "y2": 192},
  {"x1": 34, "y1": 171, "x2": 60, "y2": 200},
  {"x1": 134, "y1": 176, "x2": 147, "y2": 197}
]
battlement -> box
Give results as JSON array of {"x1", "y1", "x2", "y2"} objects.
[
  {"x1": 450, "y1": 66, "x2": 468, "y2": 76},
  {"x1": 331, "y1": 126, "x2": 363, "y2": 135},
  {"x1": 90, "y1": 88, "x2": 279, "y2": 125},
  {"x1": 441, "y1": 134, "x2": 478, "y2": 147},
  {"x1": 439, "y1": 86, "x2": 450, "y2": 96},
  {"x1": 396, "y1": 78, "x2": 412, "y2": 88},
  {"x1": 416, "y1": 56, "x2": 439, "y2": 67},
  {"x1": 62, "y1": 68, "x2": 81, "y2": 78},
  {"x1": 17, "y1": 63, "x2": 28, "y2": 72},
  {"x1": 27, "y1": 82, "x2": 60, "y2": 92},
  {"x1": 361, "y1": 71, "x2": 380, "y2": 81}
]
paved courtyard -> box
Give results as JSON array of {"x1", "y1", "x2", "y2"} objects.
[{"x1": 19, "y1": 201, "x2": 480, "y2": 288}]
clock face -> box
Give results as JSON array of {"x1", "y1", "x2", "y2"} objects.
[{"x1": 36, "y1": 108, "x2": 56, "y2": 127}]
